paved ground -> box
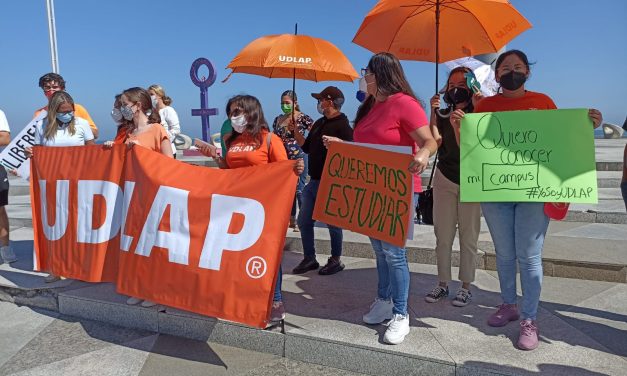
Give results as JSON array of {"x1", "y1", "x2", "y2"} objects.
[
  {"x1": 0, "y1": 302, "x2": 366, "y2": 376},
  {"x1": 2, "y1": 248, "x2": 626, "y2": 376}
]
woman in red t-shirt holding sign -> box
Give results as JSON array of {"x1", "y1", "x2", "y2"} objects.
[
  {"x1": 451, "y1": 50, "x2": 602, "y2": 351},
  {"x1": 325, "y1": 52, "x2": 437, "y2": 345}
]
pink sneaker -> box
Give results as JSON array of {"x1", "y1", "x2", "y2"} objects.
[
  {"x1": 487, "y1": 304, "x2": 520, "y2": 327},
  {"x1": 517, "y1": 319, "x2": 539, "y2": 350}
]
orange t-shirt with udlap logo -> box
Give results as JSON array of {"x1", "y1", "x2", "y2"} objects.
[
  {"x1": 474, "y1": 91, "x2": 568, "y2": 219},
  {"x1": 34, "y1": 103, "x2": 98, "y2": 136},
  {"x1": 225, "y1": 130, "x2": 287, "y2": 169}
]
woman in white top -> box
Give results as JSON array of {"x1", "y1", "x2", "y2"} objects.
[
  {"x1": 33, "y1": 92, "x2": 94, "y2": 147},
  {"x1": 148, "y1": 84, "x2": 180, "y2": 158},
  {"x1": 26, "y1": 91, "x2": 95, "y2": 283}
]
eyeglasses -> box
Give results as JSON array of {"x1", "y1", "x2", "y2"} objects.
[
  {"x1": 361, "y1": 68, "x2": 372, "y2": 77},
  {"x1": 43, "y1": 84, "x2": 62, "y2": 91}
]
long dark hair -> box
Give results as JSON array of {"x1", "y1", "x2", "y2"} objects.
[
  {"x1": 354, "y1": 53, "x2": 420, "y2": 127},
  {"x1": 121, "y1": 87, "x2": 161, "y2": 133},
  {"x1": 225, "y1": 95, "x2": 269, "y2": 149}
]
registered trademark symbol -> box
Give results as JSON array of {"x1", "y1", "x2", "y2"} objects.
[{"x1": 246, "y1": 256, "x2": 267, "y2": 279}]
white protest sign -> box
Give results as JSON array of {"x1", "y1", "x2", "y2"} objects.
[{"x1": 0, "y1": 111, "x2": 46, "y2": 180}]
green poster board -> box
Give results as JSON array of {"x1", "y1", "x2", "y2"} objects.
[{"x1": 460, "y1": 109, "x2": 597, "y2": 203}]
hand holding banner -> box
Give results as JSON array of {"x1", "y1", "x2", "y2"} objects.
[
  {"x1": 313, "y1": 142, "x2": 413, "y2": 248},
  {"x1": 460, "y1": 109, "x2": 598, "y2": 203}
]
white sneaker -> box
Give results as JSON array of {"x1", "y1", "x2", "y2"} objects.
[
  {"x1": 126, "y1": 297, "x2": 142, "y2": 305},
  {"x1": 383, "y1": 314, "x2": 410, "y2": 345},
  {"x1": 363, "y1": 298, "x2": 393, "y2": 324},
  {"x1": 0, "y1": 245, "x2": 17, "y2": 263},
  {"x1": 452, "y1": 288, "x2": 472, "y2": 307},
  {"x1": 140, "y1": 300, "x2": 157, "y2": 308}
]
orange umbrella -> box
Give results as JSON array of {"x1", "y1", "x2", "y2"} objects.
[
  {"x1": 353, "y1": 0, "x2": 531, "y2": 90},
  {"x1": 225, "y1": 33, "x2": 359, "y2": 82}
]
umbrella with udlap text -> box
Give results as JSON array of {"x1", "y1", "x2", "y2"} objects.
[
  {"x1": 224, "y1": 29, "x2": 358, "y2": 84},
  {"x1": 352, "y1": 0, "x2": 531, "y2": 91}
]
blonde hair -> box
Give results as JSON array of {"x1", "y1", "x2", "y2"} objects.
[
  {"x1": 148, "y1": 84, "x2": 172, "y2": 106},
  {"x1": 44, "y1": 91, "x2": 76, "y2": 140}
]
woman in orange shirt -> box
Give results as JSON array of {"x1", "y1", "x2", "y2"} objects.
[
  {"x1": 105, "y1": 87, "x2": 172, "y2": 158},
  {"x1": 105, "y1": 87, "x2": 172, "y2": 308},
  {"x1": 197, "y1": 95, "x2": 304, "y2": 324}
]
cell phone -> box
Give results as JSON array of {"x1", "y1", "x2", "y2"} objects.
[{"x1": 465, "y1": 72, "x2": 481, "y2": 94}]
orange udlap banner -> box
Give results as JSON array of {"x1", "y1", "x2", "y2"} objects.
[
  {"x1": 312, "y1": 142, "x2": 413, "y2": 248},
  {"x1": 31, "y1": 145, "x2": 296, "y2": 328}
]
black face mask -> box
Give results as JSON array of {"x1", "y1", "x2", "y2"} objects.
[
  {"x1": 443, "y1": 87, "x2": 472, "y2": 105},
  {"x1": 499, "y1": 71, "x2": 527, "y2": 91}
]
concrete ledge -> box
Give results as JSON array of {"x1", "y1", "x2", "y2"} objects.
[
  {"x1": 207, "y1": 320, "x2": 285, "y2": 356},
  {"x1": 596, "y1": 161, "x2": 623, "y2": 171},
  {"x1": 285, "y1": 237, "x2": 627, "y2": 283},
  {"x1": 285, "y1": 333, "x2": 455, "y2": 376},
  {"x1": 58, "y1": 284, "x2": 160, "y2": 332}
]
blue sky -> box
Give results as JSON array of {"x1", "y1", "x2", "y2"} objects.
[{"x1": 0, "y1": 0, "x2": 625, "y2": 141}]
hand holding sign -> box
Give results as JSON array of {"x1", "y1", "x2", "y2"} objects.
[
  {"x1": 322, "y1": 135, "x2": 343, "y2": 149},
  {"x1": 409, "y1": 149, "x2": 429, "y2": 175},
  {"x1": 588, "y1": 109, "x2": 603, "y2": 129},
  {"x1": 194, "y1": 138, "x2": 218, "y2": 158}
]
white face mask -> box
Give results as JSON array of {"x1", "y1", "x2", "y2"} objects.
[
  {"x1": 366, "y1": 79, "x2": 378, "y2": 97},
  {"x1": 111, "y1": 108, "x2": 123, "y2": 123},
  {"x1": 231, "y1": 114, "x2": 247, "y2": 133},
  {"x1": 151, "y1": 95, "x2": 158, "y2": 108},
  {"x1": 358, "y1": 76, "x2": 368, "y2": 93}
]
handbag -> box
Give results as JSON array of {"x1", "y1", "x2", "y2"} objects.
[{"x1": 417, "y1": 152, "x2": 438, "y2": 225}]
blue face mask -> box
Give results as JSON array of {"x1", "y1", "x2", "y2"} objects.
[{"x1": 56, "y1": 111, "x2": 74, "y2": 124}]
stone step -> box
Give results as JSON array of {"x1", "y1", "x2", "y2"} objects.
[
  {"x1": 284, "y1": 220, "x2": 627, "y2": 283},
  {"x1": 1, "y1": 251, "x2": 625, "y2": 376}
]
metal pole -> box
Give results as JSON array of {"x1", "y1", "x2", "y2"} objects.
[
  {"x1": 435, "y1": 0, "x2": 440, "y2": 94},
  {"x1": 292, "y1": 23, "x2": 297, "y2": 123},
  {"x1": 46, "y1": 0, "x2": 59, "y2": 73}
]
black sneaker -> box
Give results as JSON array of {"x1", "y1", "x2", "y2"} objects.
[
  {"x1": 425, "y1": 285, "x2": 449, "y2": 303},
  {"x1": 292, "y1": 257, "x2": 319, "y2": 274},
  {"x1": 318, "y1": 257, "x2": 345, "y2": 275}
]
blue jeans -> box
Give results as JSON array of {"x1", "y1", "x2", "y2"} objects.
[
  {"x1": 481, "y1": 202, "x2": 549, "y2": 320},
  {"x1": 370, "y1": 238, "x2": 410, "y2": 316},
  {"x1": 291, "y1": 155, "x2": 308, "y2": 217},
  {"x1": 273, "y1": 266, "x2": 282, "y2": 302},
  {"x1": 297, "y1": 179, "x2": 343, "y2": 258}
]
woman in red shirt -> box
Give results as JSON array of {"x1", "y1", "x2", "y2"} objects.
[
  {"x1": 451, "y1": 50, "x2": 602, "y2": 351},
  {"x1": 326, "y1": 52, "x2": 437, "y2": 345},
  {"x1": 198, "y1": 95, "x2": 304, "y2": 323}
]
